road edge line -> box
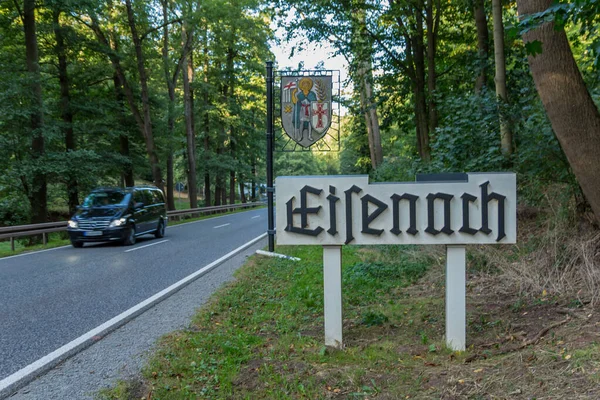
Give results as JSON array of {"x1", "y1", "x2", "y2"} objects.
[{"x1": 0, "y1": 233, "x2": 267, "y2": 399}]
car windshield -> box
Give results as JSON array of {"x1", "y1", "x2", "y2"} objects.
[{"x1": 82, "y1": 191, "x2": 131, "y2": 207}]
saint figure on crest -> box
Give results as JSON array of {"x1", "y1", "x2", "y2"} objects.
[{"x1": 291, "y1": 77, "x2": 317, "y2": 141}]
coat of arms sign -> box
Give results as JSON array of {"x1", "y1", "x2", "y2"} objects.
[{"x1": 281, "y1": 76, "x2": 332, "y2": 148}]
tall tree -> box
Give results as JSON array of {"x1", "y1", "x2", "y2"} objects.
[
  {"x1": 492, "y1": 0, "x2": 513, "y2": 156},
  {"x1": 160, "y1": 0, "x2": 181, "y2": 210},
  {"x1": 518, "y1": 0, "x2": 600, "y2": 223},
  {"x1": 201, "y1": 26, "x2": 212, "y2": 206},
  {"x1": 124, "y1": 0, "x2": 164, "y2": 192},
  {"x1": 352, "y1": 6, "x2": 383, "y2": 168},
  {"x1": 473, "y1": 0, "x2": 489, "y2": 92},
  {"x1": 425, "y1": 0, "x2": 441, "y2": 133},
  {"x1": 181, "y1": 4, "x2": 198, "y2": 209},
  {"x1": 52, "y1": 7, "x2": 79, "y2": 213},
  {"x1": 24, "y1": 0, "x2": 47, "y2": 224}
]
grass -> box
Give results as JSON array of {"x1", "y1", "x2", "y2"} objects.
[
  {"x1": 0, "y1": 232, "x2": 71, "y2": 258},
  {"x1": 98, "y1": 213, "x2": 600, "y2": 399},
  {"x1": 99, "y1": 245, "x2": 453, "y2": 399},
  {"x1": 0, "y1": 205, "x2": 264, "y2": 259}
]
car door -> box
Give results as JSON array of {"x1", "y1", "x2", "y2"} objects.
[
  {"x1": 132, "y1": 189, "x2": 150, "y2": 233},
  {"x1": 147, "y1": 189, "x2": 161, "y2": 230}
]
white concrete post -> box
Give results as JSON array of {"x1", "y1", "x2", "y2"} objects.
[
  {"x1": 323, "y1": 245, "x2": 343, "y2": 349},
  {"x1": 446, "y1": 245, "x2": 466, "y2": 351}
]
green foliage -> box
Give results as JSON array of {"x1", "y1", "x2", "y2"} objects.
[
  {"x1": 345, "y1": 261, "x2": 425, "y2": 284},
  {"x1": 343, "y1": 247, "x2": 431, "y2": 306},
  {"x1": 515, "y1": 0, "x2": 600, "y2": 67},
  {"x1": 0, "y1": 0, "x2": 273, "y2": 225},
  {"x1": 361, "y1": 311, "x2": 389, "y2": 327},
  {"x1": 428, "y1": 90, "x2": 506, "y2": 173},
  {"x1": 339, "y1": 115, "x2": 372, "y2": 175},
  {"x1": 274, "y1": 150, "x2": 338, "y2": 177},
  {"x1": 0, "y1": 190, "x2": 30, "y2": 226},
  {"x1": 525, "y1": 39, "x2": 544, "y2": 56}
]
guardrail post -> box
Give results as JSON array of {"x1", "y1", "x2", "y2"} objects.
[
  {"x1": 43, "y1": 233, "x2": 47, "y2": 245},
  {"x1": 10, "y1": 237, "x2": 15, "y2": 251}
]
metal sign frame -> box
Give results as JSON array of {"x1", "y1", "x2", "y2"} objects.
[{"x1": 274, "y1": 69, "x2": 341, "y2": 152}]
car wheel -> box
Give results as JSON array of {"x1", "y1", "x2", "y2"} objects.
[
  {"x1": 123, "y1": 225, "x2": 136, "y2": 246},
  {"x1": 155, "y1": 219, "x2": 165, "y2": 238},
  {"x1": 71, "y1": 240, "x2": 84, "y2": 248}
]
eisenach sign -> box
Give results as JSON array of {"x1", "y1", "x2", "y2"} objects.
[{"x1": 276, "y1": 173, "x2": 516, "y2": 246}]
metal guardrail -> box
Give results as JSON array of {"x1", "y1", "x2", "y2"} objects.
[{"x1": 0, "y1": 202, "x2": 263, "y2": 252}]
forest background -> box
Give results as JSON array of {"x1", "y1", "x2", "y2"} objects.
[{"x1": 0, "y1": 0, "x2": 599, "y2": 232}]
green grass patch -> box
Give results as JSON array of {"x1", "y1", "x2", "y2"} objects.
[
  {"x1": 98, "y1": 238, "x2": 600, "y2": 399},
  {"x1": 97, "y1": 244, "x2": 441, "y2": 399},
  {"x1": 0, "y1": 233, "x2": 70, "y2": 258}
]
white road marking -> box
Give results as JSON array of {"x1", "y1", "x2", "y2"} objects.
[
  {"x1": 0, "y1": 246, "x2": 70, "y2": 262},
  {"x1": 0, "y1": 233, "x2": 268, "y2": 397},
  {"x1": 251, "y1": 215, "x2": 260, "y2": 219},
  {"x1": 168, "y1": 207, "x2": 266, "y2": 229},
  {"x1": 124, "y1": 240, "x2": 169, "y2": 253},
  {"x1": 213, "y1": 223, "x2": 231, "y2": 229}
]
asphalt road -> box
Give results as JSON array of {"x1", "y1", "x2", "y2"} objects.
[{"x1": 0, "y1": 208, "x2": 267, "y2": 382}]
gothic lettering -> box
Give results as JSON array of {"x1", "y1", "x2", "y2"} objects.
[
  {"x1": 361, "y1": 194, "x2": 388, "y2": 236},
  {"x1": 327, "y1": 185, "x2": 339, "y2": 235},
  {"x1": 459, "y1": 193, "x2": 478, "y2": 235},
  {"x1": 344, "y1": 185, "x2": 362, "y2": 244},
  {"x1": 479, "y1": 181, "x2": 506, "y2": 241},
  {"x1": 425, "y1": 193, "x2": 454, "y2": 235},
  {"x1": 284, "y1": 185, "x2": 324, "y2": 236},
  {"x1": 390, "y1": 193, "x2": 418, "y2": 235},
  {"x1": 278, "y1": 174, "x2": 514, "y2": 245}
]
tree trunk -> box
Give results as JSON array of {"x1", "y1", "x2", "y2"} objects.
[
  {"x1": 229, "y1": 129, "x2": 236, "y2": 204},
  {"x1": 161, "y1": 0, "x2": 177, "y2": 210},
  {"x1": 239, "y1": 181, "x2": 247, "y2": 203},
  {"x1": 214, "y1": 182, "x2": 222, "y2": 206},
  {"x1": 182, "y1": 23, "x2": 198, "y2": 209},
  {"x1": 413, "y1": 9, "x2": 431, "y2": 161},
  {"x1": 125, "y1": 0, "x2": 164, "y2": 192},
  {"x1": 221, "y1": 176, "x2": 227, "y2": 205},
  {"x1": 119, "y1": 134, "x2": 134, "y2": 187},
  {"x1": 358, "y1": 63, "x2": 383, "y2": 169},
  {"x1": 229, "y1": 170, "x2": 236, "y2": 204},
  {"x1": 24, "y1": 0, "x2": 47, "y2": 224},
  {"x1": 202, "y1": 31, "x2": 212, "y2": 206},
  {"x1": 251, "y1": 162, "x2": 256, "y2": 200},
  {"x1": 518, "y1": 0, "x2": 600, "y2": 224},
  {"x1": 426, "y1": 0, "x2": 440, "y2": 134},
  {"x1": 352, "y1": 6, "x2": 383, "y2": 169},
  {"x1": 109, "y1": 33, "x2": 135, "y2": 188},
  {"x1": 53, "y1": 9, "x2": 79, "y2": 214},
  {"x1": 492, "y1": 0, "x2": 513, "y2": 156},
  {"x1": 473, "y1": 0, "x2": 490, "y2": 92},
  {"x1": 226, "y1": 46, "x2": 236, "y2": 205},
  {"x1": 112, "y1": 70, "x2": 135, "y2": 187}
]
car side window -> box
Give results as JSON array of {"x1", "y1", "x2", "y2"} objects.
[
  {"x1": 143, "y1": 190, "x2": 154, "y2": 205},
  {"x1": 133, "y1": 190, "x2": 145, "y2": 205},
  {"x1": 152, "y1": 190, "x2": 164, "y2": 204}
]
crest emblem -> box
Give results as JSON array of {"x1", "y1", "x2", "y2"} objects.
[{"x1": 281, "y1": 76, "x2": 332, "y2": 148}]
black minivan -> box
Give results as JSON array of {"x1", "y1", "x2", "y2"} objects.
[{"x1": 67, "y1": 186, "x2": 168, "y2": 247}]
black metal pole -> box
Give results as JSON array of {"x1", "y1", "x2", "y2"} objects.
[{"x1": 266, "y1": 61, "x2": 275, "y2": 252}]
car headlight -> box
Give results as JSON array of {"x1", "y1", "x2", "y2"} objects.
[
  {"x1": 109, "y1": 218, "x2": 127, "y2": 228},
  {"x1": 68, "y1": 220, "x2": 78, "y2": 228}
]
